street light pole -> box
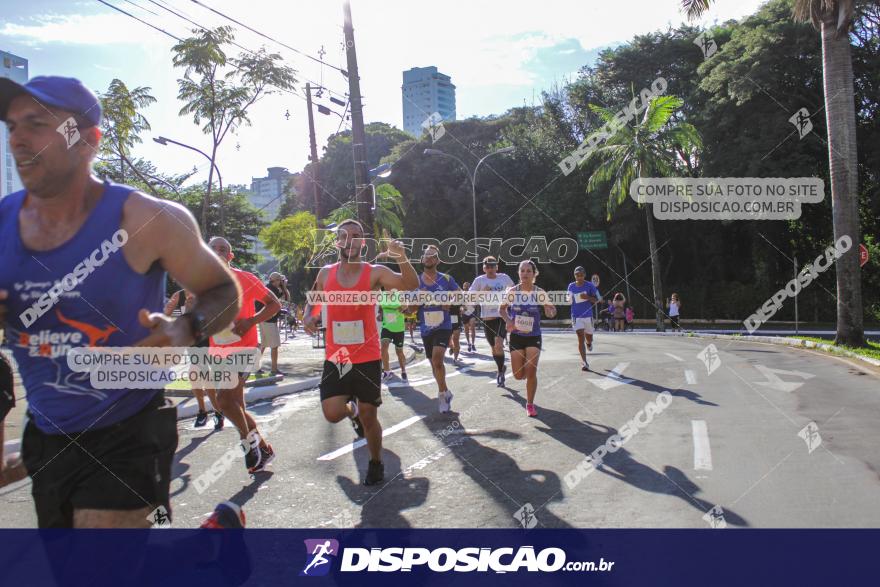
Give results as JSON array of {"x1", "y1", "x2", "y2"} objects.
[
  {"x1": 153, "y1": 136, "x2": 224, "y2": 233},
  {"x1": 424, "y1": 146, "x2": 515, "y2": 275}
]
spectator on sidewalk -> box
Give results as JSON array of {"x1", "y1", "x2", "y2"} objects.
[
  {"x1": 612, "y1": 293, "x2": 626, "y2": 332},
  {"x1": 256, "y1": 272, "x2": 290, "y2": 376},
  {"x1": 668, "y1": 293, "x2": 682, "y2": 332}
]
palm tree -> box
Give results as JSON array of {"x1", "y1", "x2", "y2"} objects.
[
  {"x1": 680, "y1": 0, "x2": 864, "y2": 346},
  {"x1": 99, "y1": 79, "x2": 156, "y2": 184},
  {"x1": 325, "y1": 183, "x2": 406, "y2": 238},
  {"x1": 583, "y1": 95, "x2": 702, "y2": 331}
]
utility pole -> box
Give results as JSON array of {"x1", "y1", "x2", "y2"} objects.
[
  {"x1": 305, "y1": 83, "x2": 321, "y2": 221},
  {"x1": 343, "y1": 1, "x2": 373, "y2": 236}
]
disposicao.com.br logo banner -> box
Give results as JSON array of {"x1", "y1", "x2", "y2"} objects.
[{"x1": 299, "y1": 539, "x2": 613, "y2": 575}]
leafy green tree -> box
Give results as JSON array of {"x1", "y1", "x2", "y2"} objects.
[
  {"x1": 325, "y1": 184, "x2": 405, "y2": 238},
  {"x1": 98, "y1": 79, "x2": 156, "y2": 185},
  {"x1": 172, "y1": 26, "x2": 297, "y2": 234},
  {"x1": 582, "y1": 95, "x2": 702, "y2": 330},
  {"x1": 260, "y1": 211, "x2": 318, "y2": 274},
  {"x1": 682, "y1": 0, "x2": 866, "y2": 346}
]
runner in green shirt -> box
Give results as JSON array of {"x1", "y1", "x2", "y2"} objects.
[{"x1": 379, "y1": 289, "x2": 408, "y2": 381}]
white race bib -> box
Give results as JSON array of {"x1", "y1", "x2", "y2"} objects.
[
  {"x1": 451, "y1": 315, "x2": 459, "y2": 325},
  {"x1": 385, "y1": 311, "x2": 399, "y2": 323},
  {"x1": 333, "y1": 320, "x2": 365, "y2": 345},
  {"x1": 515, "y1": 315, "x2": 534, "y2": 332},
  {"x1": 424, "y1": 310, "x2": 444, "y2": 327},
  {"x1": 212, "y1": 323, "x2": 241, "y2": 345}
]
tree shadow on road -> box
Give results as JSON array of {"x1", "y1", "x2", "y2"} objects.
[{"x1": 503, "y1": 392, "x2": 748, "y2": 527}]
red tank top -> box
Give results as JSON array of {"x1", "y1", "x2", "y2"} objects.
[{"x1": 324, "y1": 262, "x2": 380, "y2": 364}]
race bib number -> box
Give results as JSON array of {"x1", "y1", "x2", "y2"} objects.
[
  {"x1": 333, "y1": 320, "x2": 365, "y2": 345},
  {"x1": 515, "y1": 315, "x2": 534, "y2": 332},
  {"x1": 212, "y1": 323, "x2": 241, "y2": 345},
  {"x1": 579, "y1": 292, "x2": 589, "y2": 301},
  {"x1": 451, "y1": 315, "x2": 459, "y2": 325},
  {"x1": 385, "y1": 311, "x2": 399, "y2": 323},
  {"x1": 424, "y1": 310, "x2": 444, "y2": 328}
]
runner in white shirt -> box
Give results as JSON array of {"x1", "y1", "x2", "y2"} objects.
[{"x1": 469, "y1": 256, "x2": 514, "y2": 386}]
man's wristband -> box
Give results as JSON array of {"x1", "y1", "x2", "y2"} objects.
[{"x1": 183, "y1": 311, "x2": 208, "y2": 343}]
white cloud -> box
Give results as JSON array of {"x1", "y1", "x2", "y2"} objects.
[{"x1": 0, "y1": 12, "x2": 172, "y2": 46}]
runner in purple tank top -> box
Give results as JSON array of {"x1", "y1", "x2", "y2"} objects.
[{"x1": 0, "y1": 76, "x2": 240, "y2": 528}]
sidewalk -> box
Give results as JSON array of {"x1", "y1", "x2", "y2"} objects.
[{"x1": 3, "y1": 329, "x2": 418, "y2": 453}]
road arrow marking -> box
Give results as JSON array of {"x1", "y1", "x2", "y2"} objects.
[
  {"x1": 692, "y1": 420, "x2": 713, "y2": 471},
  {"x1": 752, "y1": 364, "x2": 815, "y2": 393},
  {"x1": 588, "y1": 362, "x2": 634, "y2": 390}
]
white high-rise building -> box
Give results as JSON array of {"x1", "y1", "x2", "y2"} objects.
[
  {"x1": 249, "y1": 166, "x2": 291, "y2": 221},
  {"x1": 402, "y1": 66, "x2": 456, "y2": 138},
  {"x1": 0, "y1": 51, "x2": 28, "y2": 198}
]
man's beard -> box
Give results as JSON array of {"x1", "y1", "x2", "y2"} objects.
[{"x1": 339, "y1": 245, "x2": 362, "y2": 261}]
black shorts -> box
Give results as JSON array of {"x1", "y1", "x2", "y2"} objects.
[
  {"x1": 461, "y1": 314, "x2": 475, "y2": 324},
  {"x1": 320, "y1": 359, "x2": 382, "y2": 407},
  {"x1": 509, "y1": 333, "x2": 542, "y2": 351},
  {"x1": 381, "y1": 328, "x2": 405, "y2": 349},
  {"x1": 483, "y1": 318, "x2": 507, "y2": 347},
  {"x1": 21, "y1": 392, "x2": 178, "y2": 528},
  {"x1": 422, "y1": 329, "x2": 452, "y2": 357}
]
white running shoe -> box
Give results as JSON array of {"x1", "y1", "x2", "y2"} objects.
[{"x1": 438, "y1": 390, "x2": 453, "y2": 413}]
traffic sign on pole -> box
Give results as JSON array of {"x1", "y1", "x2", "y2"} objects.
[{"x1": 859, "y1": 244, "x2": 869, "y2": 267}]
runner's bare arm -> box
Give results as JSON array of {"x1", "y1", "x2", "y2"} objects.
[
  {"x1": 540, "y1": 287, "x2": 557, "y2": 318},
  {"x1": 500, "y1": 286, "x2": 514, "y2": 331},
  {"x1": 303, "y1": 267, "x2": 328, "y2": 335},
  {"x1": 163, "y1": 291, "x2": 180, "y2": 317},
  {"x1": 372, "y1": 240, "x2": 418, "y2": 291},
  {"x1": 120, "y1": 193, "x2": 240, "y2": 346}
]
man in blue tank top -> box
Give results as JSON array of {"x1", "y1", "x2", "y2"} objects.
[{"x1": 0, "y1": 76, "x2": 241, "y2": 528}]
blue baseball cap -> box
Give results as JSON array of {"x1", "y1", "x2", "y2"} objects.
[{"x1": 0, "y1": 76, "x2": 101, "y2": 127}]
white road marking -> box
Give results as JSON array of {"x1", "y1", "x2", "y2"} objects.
[
  {"x1": 752, "y1": 364, "x2": 816, "y2": 393},
  {"x1": 685, "y1": 369, "x2": 697, "y2": 385},
  {"x1": 317, "y1": 415, "x2": 426, "y2": 461},
  {"x1": 587, "y1": 362, "x2": 634, "y2": 390},
  {"x1": 665, "y1": 353, "x2": 684, "y2": 362},
  {"x1": 692, "y1": 420, "x2": 713, "y2": 471}
]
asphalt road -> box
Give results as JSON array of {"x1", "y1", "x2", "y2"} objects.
[{"x1": 2, "y1": 331, "x2": 879, "y2": 529}]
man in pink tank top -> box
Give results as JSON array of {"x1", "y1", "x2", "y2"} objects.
[{"x1": 303, "y1": 219, "x2": 417, "y2": 485}]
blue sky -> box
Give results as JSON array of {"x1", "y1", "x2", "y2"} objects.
[{"x1": 1, "y1": 0, "x2": 766, "y2": 186}]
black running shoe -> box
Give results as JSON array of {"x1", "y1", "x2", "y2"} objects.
[
  {"x1": 364, "y1": 460, "x2": 384, "y2": 486},
  {"x1": 582, "y1": 363, "x2": 589, "y2": 372},
  {"x1": 194, "y1": 410, "x2": 208, "y2": 427},
  {"x1": 213, "y1": 411, "x2": 225, "y2": 430},
  {"x1": 349, "y1": 400, "x2": 365, "y2": 438},
  {"x1": 241, "y1": 440, "x2": 261, "y2": 473},
  {"x1": 498, "y1": 364, "x2": 507, "y2": 387},
  {"x1": 250, "y1": 443, "x2": 275, "y2": 473},
  {"x1": 401, "y1": 372, "x2": 408, "y2": 381}
]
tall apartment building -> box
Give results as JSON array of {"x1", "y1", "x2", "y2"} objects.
[
  {"x1": 402, "y1": 66, "x2": 456, "y2": 137},
  {"x1": 249, "y1": 166, "x2": 291, "y2": 221},
  {"x1": 0, "y1": 50, "x2": 28, "y2": 198}
]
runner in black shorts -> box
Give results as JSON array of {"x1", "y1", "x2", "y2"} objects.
[
  {"x1": 500, "y1": 260, "x2": 556, "y2": 417},
  {"x1": 413, "y1": 245, "x2": 460, "y2": 413},
  {"x1": 469, "y1": 257, "x2": 514, "y2": 386},
  {"x1": 460, "y1": 281, "x2": 477, "y2": 353},
  {"x1": 0, "y1": 76, "x2": 241, "y2": 527},
  {"x1": 447, "y1": 299, "x2": 462, "y2": 362}
]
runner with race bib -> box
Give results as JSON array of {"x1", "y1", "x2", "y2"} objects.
[{"x1": 500, "y1": 261, "x2": 556, "y2": 417}]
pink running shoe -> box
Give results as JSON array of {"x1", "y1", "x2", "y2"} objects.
[{"x1": 526, "y1": 404, "x2": 537, "y2": 417}]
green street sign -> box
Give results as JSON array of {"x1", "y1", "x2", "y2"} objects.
[{"x1": 577, "y1": 231, "x2": 608, "y2": 250}]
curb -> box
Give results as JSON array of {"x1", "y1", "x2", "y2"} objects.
[{"x1": 630, "y1": 330, "x2": 880, "y2": 368}]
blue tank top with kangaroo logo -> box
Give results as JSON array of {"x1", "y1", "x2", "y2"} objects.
[{"x1": 0, "y1": 181, "x2": 165, "y2": 433}]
